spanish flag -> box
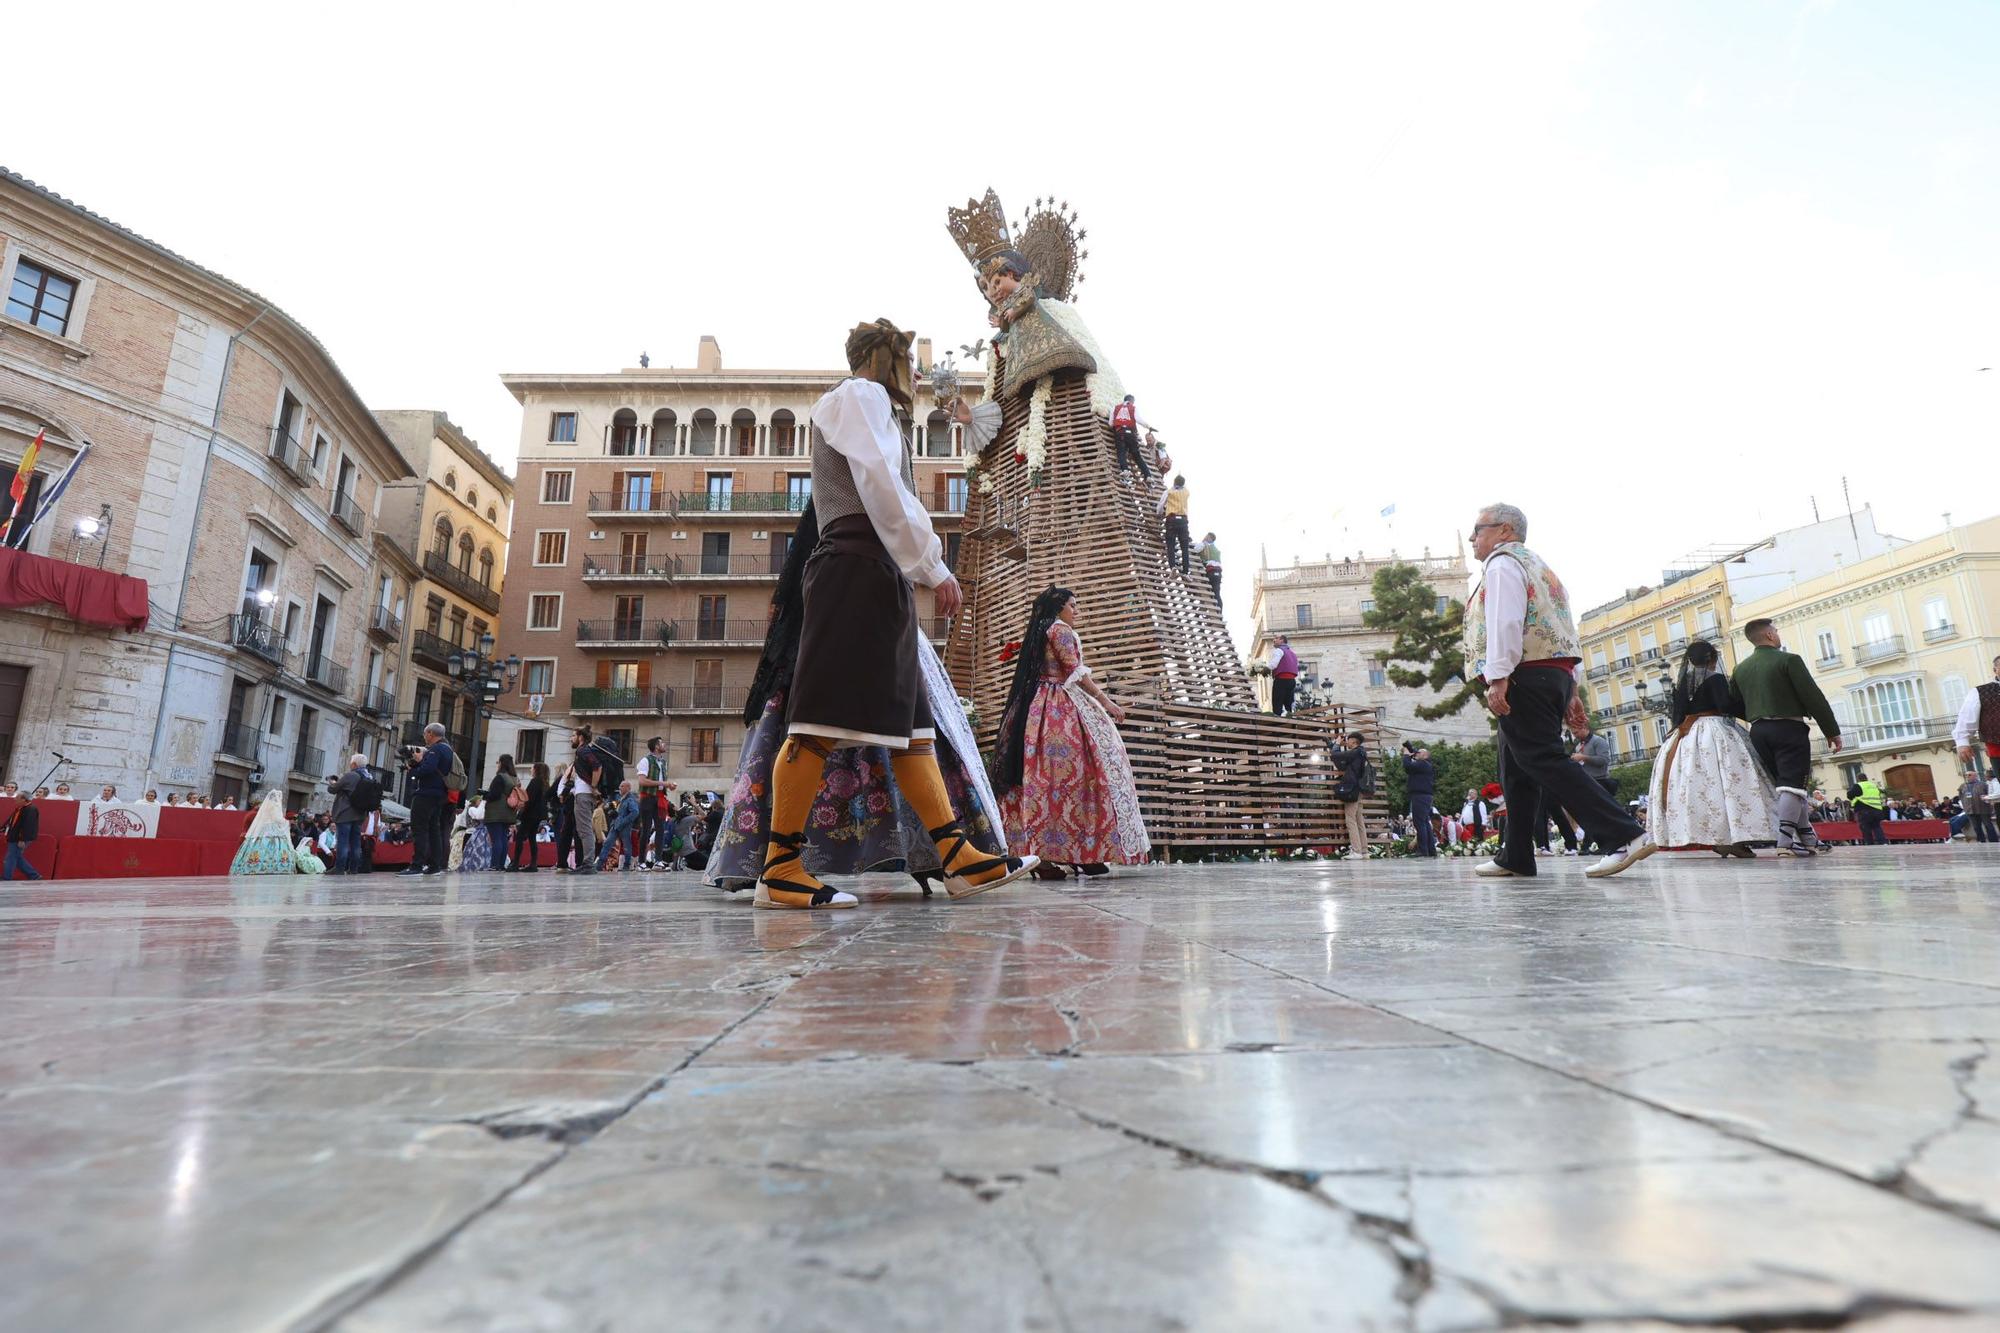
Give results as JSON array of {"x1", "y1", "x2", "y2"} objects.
[{"x1": 1, "y1": 429, "x2": 43, "y2": 545}]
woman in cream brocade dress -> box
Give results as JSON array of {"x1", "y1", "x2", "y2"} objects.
[{"x1": 1647, "y1": 641, "x2": 1778, "y2": 856}]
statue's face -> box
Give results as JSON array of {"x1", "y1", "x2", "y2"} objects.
[{"x1": 985, "y1": 267, "x2": 1020, "y2": 305}]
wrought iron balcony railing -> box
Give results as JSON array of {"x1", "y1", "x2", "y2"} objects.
[
  {"x1": 331, "y1": 489, "x2": 365, "y2": 535},
  {"x1": 1923, "y1": 623, "x2": 1958, "y2": 643},
  {"x1": 577, "y1": 618, "x2": 675, "y2": 647},
  {"x1": 665, "y1": 618, "x2": 770, "y2": 645},
  {"x1": 292, "y1": 743, "x2": 326, "y2": 777},
  {"x1": 369, "y1": 605, "x2": 403, "y2": 641},
  {"x1": 1854, "y1": 636, "x2": 1908, "y2": 666},
  {"x1": 569, "y1": 686, "x2": 669, "y2": 715},
  {"x1": 359, "y1": 687, "x2": 396, "y2": 718},
  {"x1": 581, "y1": 554, "x2": 677, "y2": 583},
  {"x1": 673, "y1": 490, "x2": 809, "y2": 516},
  {"x1": 268, "y1": 427, "x2": 314, "y2": 485},
  {"x1": 676, "y1": 553, "x2": 783, "y2": 579},
  {"x1": 230, "y1": 614, "x2": 289, "y2": 667},
  {"x1": 410, "y1": 628, "x2": 456, "y2": 667},
  {"x1": 304, "y1": 652, "x2": 349, "y2": 695},
  {"x1": 421, "y1": 551, "x2": 502, "y2": 614},
  {"x1": 586, "y1": 490, "x2": 675, "y2": 516},
  {"x1": 219, "y1": 721, "x2": 262, "y2": 761}
]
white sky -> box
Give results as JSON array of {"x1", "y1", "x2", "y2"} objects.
[{"x1": 10, "y1": 1, "x2": 1998, "y2": 642}]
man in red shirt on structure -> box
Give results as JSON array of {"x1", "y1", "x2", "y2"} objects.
[{"x1": 1108, "y1": 394, "x2": 1149, "y2": 480}]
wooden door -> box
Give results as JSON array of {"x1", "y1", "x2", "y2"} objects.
[{"x1": 1884, "y1": 763, "x2": 1936, "y2": 804}]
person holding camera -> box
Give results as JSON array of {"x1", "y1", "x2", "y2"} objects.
[
  {"x1": 1401, "y1": 742, "x2": 1437, "y2": 857},
  {"x1": 325, "y1": 754, "x2": 377, "y2": 875},
  {"x1": 402, "y1": 723, "x2": 454, "y2": 877},
  {"x1": 1332, "y1": 733, "x2": 1369, "y2": 854}
]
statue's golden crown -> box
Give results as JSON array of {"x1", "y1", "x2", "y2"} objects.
[{"x1": 946, "y1": 189, "x2": 1014, "y2": 268}]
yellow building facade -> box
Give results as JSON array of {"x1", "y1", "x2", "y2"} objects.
[
  {"x1": 1577, "y1": 565, "x2": 1735, "y2": 767},
  {"x1": 1730, "y1": 514, "x2": 2000, "y2": 804}
]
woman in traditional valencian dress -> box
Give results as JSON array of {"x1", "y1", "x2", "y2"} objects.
[
  {"x1": 993, "y1": 587, "x2": 1150, "y2": 877},
  {"x1": 705, "y1": 502, "x2": 1007, "y2": 896},
  {"x1": 230, "y1": 790, "x2": 296, "y2": 875},
  {"x1": 1648, "y1": 639, "x2": 1777, "y2": 857}
]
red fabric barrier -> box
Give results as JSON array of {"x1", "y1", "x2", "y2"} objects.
[
  {"x1": 54, "y1": 836, "x2": 203, "y2": 879},
  {"x1": 194, "y1": 840, "x2": 239, "y2": 876},
  {"x1": 0, "y1": 546, "x2": 149, "y2": 630},
  {"x1": 0, "y1": 836, "x2": 59, "y2": 880},
  {"x1": 1812, "y1": 819, "x2": 1951, "y2": 843},
  {"x1": 372, "y1": 842, "x2": 413, "y2": 868},
  {"x1": 158, "y1": 807, "x2": 253, "y2": 842},
  {"x1": 0, "y1": 797, "x2": 78, "y2": 838}
]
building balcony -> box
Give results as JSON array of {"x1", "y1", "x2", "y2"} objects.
[
  {"x1": 663, "y1": 618, "x2": 769, "y2": 650},
  {"x1": 1816, "y1": 654, "x2": 1843, "y2": 670},
  {"x1": 581, "y1": 554, "x2": 677, "y2": 585},
  {"x1": 368, "y1": 605, "x2": 403, "y2": 643},
  {"x1": 1637, "y1": 648, "x2": 1663, "y2": 664},
  {"x1": 1612, "y1": 657, "x2": 1634, "y2": 673},
  {"x1": 292, "y1": 743, "x2": 327, "y2": 778},
  {"x1": 570, "y1": 686, "x2": 669, "y2": 716},
  {"x1": 1923, "y1": 623, "x2": 1959, "y2": 644},
  {"x1": 358, "y1": 686, "x2": 396, "y2": 718},
  {"x1": 1586, "y1": 664, "x2": 1611, "y2": 680},
  {"x1": 1815, "y1": 715, "x2": 1949, "y2": 757},
  {"x1": 673, "y1": 490, "x2": 810, "y2": 519},
  {"x1": 668, "y1": 684, "x2": 749, "y2": 716},
  {"x1": 219, "y1": 721, "x2": 262, "y2": 762},
  {"x1": 927, "y1": 495, "x2": 970, "y2": 518},
  {"x1": 331, "y1": 489, "x2": 365, "y2": 536},
  {"x1": 586, "y1": 490, "x2": 675, "y2": 519},
  {"x1": 421, "y1": 551, "x2": 502, "y2": 615},
  {"x1": 1854, "y1": 636, "x2": 1908, "y2": 667},
  {"x1": 674, "y1": 553, "x2": 782, "y2": 582},
  {"x1": 410, "y1": 628, "x2": 456, "y2": 670},
  {"x1": 268, "y1": 428, "x2": 315, "y2": 486},
  {"x1": 926, "y1": 616, "x2": 953, "y2": 643},
  {"x1": 230, "y1": 614, "x2": 291, "y2": 668},
  {"x1": 577, "y1": 618, "x2": 675, "y2": 649},
  {"x1": 303, "y1": 651, "x2": 349, "y2": 696},
  {"x1": 1665, "y1": 638, "x2": 1688, "y2": 655},
  {"x1": 1613, "y1": 701, "x2": 1643, "y2": 717}
]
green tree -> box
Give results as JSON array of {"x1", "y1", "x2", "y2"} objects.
[
  {"x1": 1363, "y1": 563, "x2": 1481, "y2": 720},
  {"x1": 1379, "y1": 739, "x2": 1498, "y2": 816},
  {"x1": 1608, "y1": 760, "x2": 1655, "y2": 806}
]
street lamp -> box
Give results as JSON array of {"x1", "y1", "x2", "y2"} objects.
[
  {"x1": 447, "y1": 635, "x2": 520, "y2": 793},
  {"x1": 71, "y1": 503, "x2": 112, "y2": 567}
]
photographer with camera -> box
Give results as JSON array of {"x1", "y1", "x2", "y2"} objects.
[
  {"x1": 402, "y1": 723, "x2": 454, "y2": 877},
  {"x1": 1401, "y1": 741, "x2": 1437, "y2": 857}
]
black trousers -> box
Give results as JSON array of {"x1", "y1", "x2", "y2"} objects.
[
  {"x1": 1410, "y1": 794, "x2": 1436, "y2": 855},
  {"x1": 635, "y1": 800, "x2": 660, "y2": 863},
  {"x1": 1206, "y1": 566, "x2": 1222, "y2": 600},
  {"x1": 1748, "y1": 719, "x2": 1812, "y2": 791},
  {"x1": 1271, "y1": 676, "x2": 1297, "y2": 716},
  {"x1": 410, "y1": 793, "x2": 447, "y2": 873},
  {"x1": 1856, "y1": 806, "x2": 1888, "y2": 844},
  {"x1": 1535, "y1": 793, "x2": 1579, "y2": 851},
  {"x1": 1164, "y1": 514, "x2": 1191, "y2": 574},
  {"x1": 1115, "y1": 427, "x2": 1150, "y2": 478},
  {"x1": 1496, "y1": 668, "x2": 1644, "y2": 874}
]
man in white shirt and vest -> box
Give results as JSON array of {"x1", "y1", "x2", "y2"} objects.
[
  {"x1": 1465, "y1": 502, "x2": 1653, "y2": 879},
  {"x1": 1953, "y1": 655, "x2": 2000, "y2": 784}
]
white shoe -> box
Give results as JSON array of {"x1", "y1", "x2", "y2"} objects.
[
  {"x1": 1585, "y1": 837, "x2": 1657, "y2": 879},
  {"x1": 1474, "y1": 859, "x2": 1525, "y2": 878},
  {"x1": 1563, "y1": 848, "x2": 1580, "y2": 856},
  {"x1": 752, "y1": 880, "x2": 859, "y2": 910}
]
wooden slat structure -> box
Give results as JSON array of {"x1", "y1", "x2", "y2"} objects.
[{"x1": 945, "y1": 372, "x2": 1383, "y2": 851}]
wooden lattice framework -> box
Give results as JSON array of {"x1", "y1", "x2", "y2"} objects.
[{"x1": 944, "y1": 373, "x2": 1386, "y2": 852}]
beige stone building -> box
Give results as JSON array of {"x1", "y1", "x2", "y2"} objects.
[
  {"x1": 1731, "y1": 513, "x2": 2000, "y2": 804},
  {"x1": 494, "y1": 337, "x2": 975, "y2": 789},
  {"x1": 1247, "y1": 548, "x2": 1486, "y2": 744},
  {"x1": 0, "y1": 167, "x2": 416, "y2": 806},
  {"x1": 375, "y1": 411, "x2": 514, "y2": 784}
]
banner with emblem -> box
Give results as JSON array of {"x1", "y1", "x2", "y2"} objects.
[{"x1": 81, "y1": 801, "x2": 160, "y2": 838}]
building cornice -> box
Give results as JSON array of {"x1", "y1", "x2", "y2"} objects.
[{"x1": 1767, "y1": 554, "x2": 1971, "y2": 624}]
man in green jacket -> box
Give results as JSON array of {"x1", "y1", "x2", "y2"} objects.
[{"x1": 1730, "y1": 618, "x2": 1844, "y2": 856}]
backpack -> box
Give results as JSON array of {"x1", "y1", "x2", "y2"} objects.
[
  {"x1": 352, "y1": 774, "x2": 382, "y2": 814},
  {"x1": 445, "y1": 749, "x2": 468, "y2": 794},
  {"x1": 1358, "y1": 753, "x2": 1377, "y2": 797},
  {"x1": 589, "y1": 737, "x2": 624, "y2": 800}
]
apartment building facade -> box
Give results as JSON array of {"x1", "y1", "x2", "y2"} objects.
[
  {"x1": 376, "y1": 411, "x2": 514, "y2": 781},
  {"x1": 1731, "y1": 513, "x2": 2000, "y2": 803},
  {"x1": 0, "y1": 168, "x2": 416, "y2": 806},
  {"x1": 494, "y1": 337, "x2": 974, "y2": 787},
  {"x1": 1247, "y1": 548, "x2": 1485, "y2": 744}
]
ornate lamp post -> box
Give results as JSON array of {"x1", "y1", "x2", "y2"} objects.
[
  {"x1": 446, "y1": 632, "x2": 519, "y2": 793},
  {"x1": 1631, "y1": 670, "x2": 1676, "y2": 757}
]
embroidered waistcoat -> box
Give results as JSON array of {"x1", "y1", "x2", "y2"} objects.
[{"x1": 1463, "y1": 541, "x2": 1582, "y2": 682}]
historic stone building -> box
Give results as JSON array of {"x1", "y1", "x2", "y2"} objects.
[
  {"x1": 1247, "y1": 548, "x2": 1486, "y2": 744},
  {"x1": 375, "y1": 410, "x2": 514, "y2": 784},
  {"x1": 0, "y1": 167, "x2": 417, "y2": 806},
  {"x1": 494, "y1": 337, "x2": 974, "y2": 788}
]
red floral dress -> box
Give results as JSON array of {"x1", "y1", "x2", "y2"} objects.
[{"x1": 1000, "y1": 623, "x2": 1150, "y2": 864}]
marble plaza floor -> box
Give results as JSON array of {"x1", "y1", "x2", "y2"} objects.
[{"x1": 2, "y1": 850, "x2": 1997, "y2": 1332}]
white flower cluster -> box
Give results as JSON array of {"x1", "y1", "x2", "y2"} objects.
[{"x1": 1020, "y1": 377, "x2": 1054, "y2": 485}]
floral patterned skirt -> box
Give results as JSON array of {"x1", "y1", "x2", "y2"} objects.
[
  {"x1": 230, "y1": 835, "x2": 296, "y2": 875},
  {"x1": 1001, "y1": 681, "x2": 1150, "y2": 865},
  {"x1": 1648, "y1": 716, "x2": 1779, "y2": 849}
]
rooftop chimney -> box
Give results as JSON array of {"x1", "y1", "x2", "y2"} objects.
[
  {"x1": 696, "y1": 336, "x2": 722, "y2": 372},
  {"x1": 916, "y1": 338, "x2": 933, "y2": 373}
]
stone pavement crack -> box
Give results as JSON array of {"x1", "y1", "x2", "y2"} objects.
[
  {"x1": 295, "y1": 913, "x2": 887, "y2": 1332},
  {"x1": 1876, "y1": 1040, "x2": 1992, "y2": 1222}
]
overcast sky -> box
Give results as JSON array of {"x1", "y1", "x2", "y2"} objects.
[{"x1": 11, "y1": 1, "x2": 1998, "y2": 639}]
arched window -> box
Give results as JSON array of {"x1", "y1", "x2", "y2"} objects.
[
  {"x1": 431, "y1": 517, "x2": 453, "y2": 558},
  {"x1": 486, "y1": 506, "x2": 497, "y2": 522},
  {"x1": 444, "y1": 469, "x2": 458, "y2": 491},
  {"x1": 478, "y1": 548, "x2": 495, "y2": 587},
  {"x1": 467, "y1": 487, "x2": 479, "y2": 508},
  {"x1": 457, "y1": 532, "x2": 474, "y2": 574}
]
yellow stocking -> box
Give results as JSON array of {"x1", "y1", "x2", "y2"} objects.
[
  {"x1": 891, "y1": 742, "x2": 1008, "y2": 887},
  {"x1": 761, "y1": 736, "x2": 830, "y2": 905}
]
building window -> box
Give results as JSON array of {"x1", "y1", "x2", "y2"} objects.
[
  {"x1": 1862, "y1": 612, "x2": 1893, "y2": 646},
  {"x1": 6, "y1": 258, "x2": 79, "y2": 336},
  {"x1": 456, "y1": 533, "x2": 474, "y2": 574},
  {"x1": 486, "y1": 506, "x2": 497, "y2": 522},
  {"x1": 697, "y1": 595, "x2": 727, "y2": 638},
  {"x1": 1941, "y1": 676, "x2": 1968, "y2": 715},
  {"x1": 1627, "y1": 723, "x2": 1642, "y2": 754},
  {"x1": 534, "y1": 530, "x2": 567, "y2": 566},
  {"x1": 431, "y1": 517, "x2": 452, "y2": 559},
  {"x1": 701, "y1": 531, "x2": 731, "y2": 574},
  {"x1": 467, "y1": 487, "x2": 479, "y2": 508},
  {"x1": 1923, "y1": 597, "x2": 1951, "y2": 631},
  {"x1": 1655, "y1": 717, "x2": 1670, "y2": 743},
  {"x1": 1589, "y1": 648, "x2": 1607, "y2": 670},
  {"x1": 1359, "y1": 599, "x2": 1375, "y2": 615},
  {"x1": 1697, "y1": 607, "x2": 1717, "y2": 634},
  {"x1": 706, "y1": 473, "x2": 734, "y2": 508},
  {"x1": 1294, "y1": 603, "x2": 1313, "y2": 630},
  {"x1": 946, "y1": 475, "x2": 969, "y2": 512},
  {"x1": 1851, "y1": 676, "x2": 1926, "y2": 741},
  {"x1": 478, "y1": 549, "x2": 495, "y2": 587},
  {"x1": 1816, "y1": 629, "x2": 1837, "y2": 661},
  {"x1": 1639, "y1": 629, "x2": 1658, "y2": 656},
  {"x1": 1666, "y1": 617, "x2": 1685, "y2": 645},
  {"x1": 787, "y1": 474, "x2": 812, "y2": 509},
  {"x1": 444, "y1": 469, "x2": 458, "y2": 491},
  {"x1": 541, "y1": 470, "x2": 573, "y2": 504},
  {"x1": 690, "y1": 727, "x2": 721, "y2": 765},
  {"x1": 944, "y1": 531, "x2": 963, "y2": 572},
  {"x1": 527, "y1": 593, "x2": 562, "y2": 630},
  {"x1": 1367, "y1": 667, "x2": 1387, "y2": 688},
  {"x1": 448, "y1": 609, "x2": 467, "y2": 646},
  {"x1": 521, "y1": 659, "x2": 555, "y2": 696},
  {"x1": 1434, "y1": 595, "x2": 1449, "y2": 614}
]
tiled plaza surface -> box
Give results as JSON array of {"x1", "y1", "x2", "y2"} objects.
[{"x1": 2, "y1": 848, "x2": 1997, "y2": 1331}]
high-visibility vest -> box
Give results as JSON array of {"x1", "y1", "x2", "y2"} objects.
[{"x1": 1853, "y1": 779, "x2": 1886, "y2": 810}]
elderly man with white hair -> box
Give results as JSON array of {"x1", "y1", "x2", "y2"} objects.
[
  {"x1": 326, "y1": 753, "x2": 378, "y2": 876},
  {"x1": 1466, "y1": 502, "x2": 1654, "y2": 880}
]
